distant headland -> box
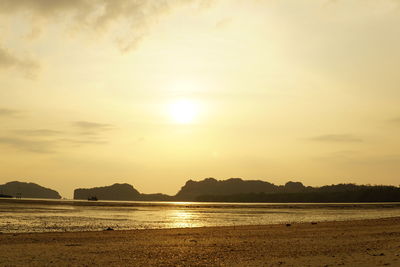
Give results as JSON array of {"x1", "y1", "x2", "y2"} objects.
[
  {"x1": 73, "y1": 183, "x2": 170, "y2": 201},
  {"x1": 0, "y1": 181, "x2": 61, "y2": 199},
  {"x1": 1, "y1": 178, "x2": 400, "y2": 202}
]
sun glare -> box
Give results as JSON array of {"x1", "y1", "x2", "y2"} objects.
[{"x1": 169, "y1": 99, "x2": 199, "y2": 124}]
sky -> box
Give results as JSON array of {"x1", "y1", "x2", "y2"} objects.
[{"x1": 1, "y1": 0, "x2": 400, "y2": 198}]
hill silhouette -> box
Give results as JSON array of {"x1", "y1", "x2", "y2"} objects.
[
  {"x1": 186, "y1": 179, "x2": 400, "y2": 202},
  {"x1": 73, "y1": 178, "x2": 400, "y2": 202},
  {"x1": 0, "y1": 181, "x2": 61, "y2": 199},
  {"x1": 174, "y1": 178, "x2": 310, "y2": 201},
  {"x1": 1, "y1": 178, "x2": 399, "y2": 202},
  {"x1": 74, "y1": 183, "x2": 171, "y2": 201},
  {"x1": 74, "y1": 183, "x2": 141, "y2": 201},
  {"x1": 174, "y1": 178, "x2": 400, "y2": 202}
]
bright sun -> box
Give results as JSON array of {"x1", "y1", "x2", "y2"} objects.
[{"x1": 169, "y1": 99, "x2": 199, "y2": 124}]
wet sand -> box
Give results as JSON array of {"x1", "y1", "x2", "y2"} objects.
[{"x1": 1, "y1": 217, "x2": 399, "y2": 266}]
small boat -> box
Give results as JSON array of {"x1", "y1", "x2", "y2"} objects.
[
  {"x1": 88, "y1": 196, "x2": 98, "y2": 201},
  {"x1": 0, "y1": 194, "x2": 13, "y2": 198}
]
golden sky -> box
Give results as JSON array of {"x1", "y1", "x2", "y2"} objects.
[{"x1": 1, "y1": 0, "x2": 400, "y2": 198}]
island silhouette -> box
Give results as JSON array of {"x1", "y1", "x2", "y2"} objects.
[
  {"x1": 2, "y1": 178, "x2": 400, "y2": 202},
  {"x1": 0, "y1": 181, "x2": 61, "y2": 199}
]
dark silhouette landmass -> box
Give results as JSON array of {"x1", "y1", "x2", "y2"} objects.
[
  {"x1": 174, "y1": 178, "x2": 308, "y2": 201},
  {"x1": 196, "y1": 185, "x2": 400, "y2": 202},
  {"x1": 139, "y1": 193, "x2": 172, "y2": 201},
  {"x1": 1, "y1": 178, "x2": 398, "y2": 202},
  {"x1": 179, "y1": 178, "x2": 400, "y2": 202},
  {"x1": 74, "y1": 183, "x2": 141, "y2": 201},
  {"x1": 73, "y1": 183, "x2": 171, "y2": 201},
  {"x1": 0, "y1": 181, "x2": 61, "y2": 199},
  {"x1": 71, "y1": 178, "x2": 400, "y2": 202}
]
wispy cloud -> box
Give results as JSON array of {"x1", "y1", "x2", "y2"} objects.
[
  {"x1": 0, "y1": 47, "x2": 39, "y2": 78},
  {"x1": 72, "y1": 121, "x2": 114, "y2": 136},
  {"x1": 0, "y1": 120, "x2": 114, "y2": 153},
  {"x1": 0, "y1": 137, "x2": 55, "y2": 153},
  {"x1": 0, "y1": 134, "x2": 108, "y2": 154},
  {"x1": 0, "y1": 108, "x2": 21, "y2": 117},
  {"x1": 388, "y1": 117, "x2": 400, "y2": 125},
  {"x1": 58, "y1": 138, "x2": 107, "y2": 145},
  {"x1": 12, "y1": 129, "x2": 63, "y2": 136},
  {"x1": 0, "y1": 0, "x2": 214, "y2": 53},
  {"x1": 73, "y1": 121, "x2": 113, "y2": 130},
  {"x1": 310, "y1": 134, "x2": 363, "y2": 143}
]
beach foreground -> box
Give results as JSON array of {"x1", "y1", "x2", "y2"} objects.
[{"x1": 1, "y1": 217, "x2": 399, "y2": 266}]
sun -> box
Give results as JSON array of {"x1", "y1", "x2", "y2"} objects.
[{"x1": 169, "y1": 99, "x2": 199, "y2": 124}]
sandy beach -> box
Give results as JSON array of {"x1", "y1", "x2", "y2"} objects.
[{"x1": 1, "y1": 217, "x2": 399, "y2": 266}]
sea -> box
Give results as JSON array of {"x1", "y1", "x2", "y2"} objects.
[{"x1": 1, "y1": 198, "x2": 400, "y2": 233}]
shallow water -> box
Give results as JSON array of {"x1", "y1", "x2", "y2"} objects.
[{"x1": 1, "y1": 199, "x2": 400, "y2": 233}]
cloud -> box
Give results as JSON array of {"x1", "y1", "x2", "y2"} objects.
[
  {"x1": 0, "y1": 135, "x2": 108, "y2": 154},
  {"x1": 0, "y1": 0, "x2": 214, "y2": 77},
  {"x1": 72, "y1": 120, "x2": 114, "y2": 136},
  {"x1": 389, "y1": 117, "x2": 400, "y2": 125},
  {"x1": 0, "y1": 135, "x2": 108, "y2": 153},
  {"x1": 310, "y1": 134, "x2": 363, "y2": 143},
  {"x1": 0, "y1": 46, "x2": 39, "y2": 78},
  {"x1": 0, "y1": 137, "x2": 55, "y2": 153},
  {"x1": 12, "y1": 129, "x2": 63, "y2": 136},
  {"x1": 73, "y1": 121, "x2": 113, "y2": 130},
  {"x1": 0, "y1": 0, "x2": 214, "y2": 53},
  {"x1": 0, "y1": 108, "x2": 21, "y2": 117},
  {"x1": 0, "y1": 120, "x2": 114, "y2": 153},
  {"x1": 58, "y1": 138, "x2": 107, "y2": 145}
]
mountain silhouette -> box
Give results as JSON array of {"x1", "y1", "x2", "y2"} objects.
[
  {"x1": 74, "y1": 183, "x2": 172, "y2": 201},
  {"x1": 2, "y1": 178, "x2": 399, "y2": 202},
  {"x1": 174, "y1": 178, "x2": 311, "y2": 201},
  {"x1": 194, "y1": 181, "x2": 400, "y2": 202},
  {"x1": 174, "y1": 178, "x2": 277, "y2": 200},
  {"x1": 0, "y1": 181, "x2": 61, "y2": 199},
  {"x1": 74, "y1": 183, "x2": 141, "y2": 201},
  {"x1": 72, "y1": 178, "x2": 400, "y2": 202}
]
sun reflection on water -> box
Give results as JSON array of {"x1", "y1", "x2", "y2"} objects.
[{"x1": 169, "y1": 209, "x2": 201, "y2": 228}]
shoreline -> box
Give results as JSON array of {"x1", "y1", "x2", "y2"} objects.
[{"x1": 1, "y1": 217, "x2": 400, "y2": 266}]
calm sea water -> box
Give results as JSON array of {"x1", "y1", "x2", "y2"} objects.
[{"x1": 1, "y1": 199, "x2": 400, "y2": 233}]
